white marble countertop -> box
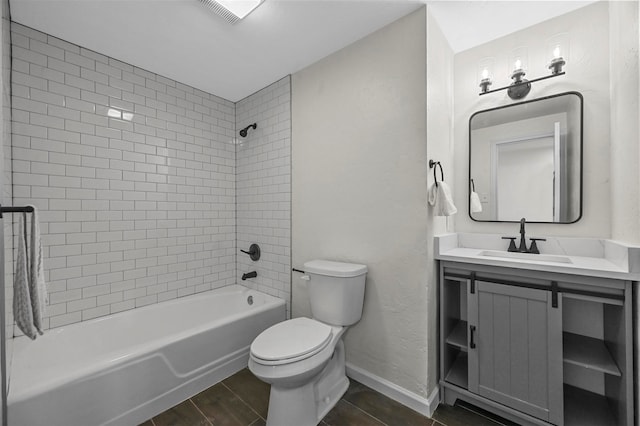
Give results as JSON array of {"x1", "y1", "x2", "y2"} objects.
[{"x1": 435, "y1": 233, "x2": 640, "y2": 281}]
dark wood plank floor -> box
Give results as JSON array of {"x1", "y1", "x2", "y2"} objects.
[{"x1": 139, "y1": 368, "x2": 514, "y2": 426}]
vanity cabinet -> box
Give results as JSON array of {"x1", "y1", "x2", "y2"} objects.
[{"x1": 439, "y1": 262, "x2": 633, "y2": 426}]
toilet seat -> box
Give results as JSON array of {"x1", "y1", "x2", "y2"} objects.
[{"x1": 250, "y1": 317, "x2": 333, "y2": 366}]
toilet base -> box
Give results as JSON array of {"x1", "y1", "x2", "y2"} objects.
[{"x1": 265, "y1": 340, "x2": 348, "y2": 426}]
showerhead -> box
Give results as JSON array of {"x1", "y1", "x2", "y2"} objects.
[{"x1": 239, "y1": 123, "x2": 257, "y2": 137}]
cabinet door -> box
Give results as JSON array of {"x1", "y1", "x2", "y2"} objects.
[{"x1": 468, "y1": 280, "x2": 563, "y2": 425}]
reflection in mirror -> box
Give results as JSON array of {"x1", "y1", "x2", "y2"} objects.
[{"x1": 469, "y1": 92, "x2": 582, "y2": 223}]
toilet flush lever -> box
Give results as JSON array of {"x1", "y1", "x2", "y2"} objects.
[{"x1": 292, "y1": 268, "x2": 309, "y2": 281}]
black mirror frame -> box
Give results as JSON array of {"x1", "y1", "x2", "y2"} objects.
[{"x1": 468, "y1": 91, "x2": 583, "y2": 224}]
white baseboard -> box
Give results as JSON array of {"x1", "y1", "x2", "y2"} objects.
[{"x1": 345, "y1": 363, "x2": 440, "y2": 418}]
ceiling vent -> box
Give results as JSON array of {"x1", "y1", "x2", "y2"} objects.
[{"x1": 198, "y1": 0, "x2": 264, "y2": 24}]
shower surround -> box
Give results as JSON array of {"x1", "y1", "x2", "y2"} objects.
[
  {"x1": 235, "y1": 78, "x2": 291, "y2": 315},
  {"x1": 7, "y1": 22, "x2": 291, "y2": 332}
]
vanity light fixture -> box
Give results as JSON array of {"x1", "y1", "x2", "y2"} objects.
[
  {"x1": 479, "y1": 68, "x2": 492, "y2": 93},
  {"x1": 199, "y1": 0, "x2": 264, "y2": 24},
  {"x1": 479, "y1": 50, "x2": 566, "y2": 100},
  {"x1": 549, "y1": 45, "x2": 566, "y2": 74}
]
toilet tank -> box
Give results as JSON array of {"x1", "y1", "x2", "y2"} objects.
[{"x1": 303, "y1": 260, "x2": 367, "y2": 326}]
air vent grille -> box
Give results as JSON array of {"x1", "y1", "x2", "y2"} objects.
[{"x1": 199, "y1": 0, "x2": 241, "y2": 25}]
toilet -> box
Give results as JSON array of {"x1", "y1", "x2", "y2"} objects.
[{"x1": 248, "y1": 259, "x2": 367, "y2": 426}]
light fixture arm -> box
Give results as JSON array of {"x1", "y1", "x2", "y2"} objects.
[{"x1": 479, "y1": 71, "x2": 565, "y2": 98}]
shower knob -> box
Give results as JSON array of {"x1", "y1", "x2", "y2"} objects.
[{"x1": 240, "y1": 243, "x2": 261, "y2": 261}]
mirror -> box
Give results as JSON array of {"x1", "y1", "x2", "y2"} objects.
[{"x1": 469, "y1": 92, "x2": 583, "y2": 223}]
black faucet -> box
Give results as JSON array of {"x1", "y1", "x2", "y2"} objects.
[
  {"x1": 518, "y1": 217, "x2": 528, "y2": 252},
  {"x1": 501, "y1": 217, "x2": 546, "y2": 254},
  {"x1": 242, "y1": 271, "x2": 257, "y2": 281}
]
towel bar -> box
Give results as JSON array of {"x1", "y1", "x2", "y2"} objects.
[{"x1": 0, "y1": 205, "x2": 34, "y2": 218}]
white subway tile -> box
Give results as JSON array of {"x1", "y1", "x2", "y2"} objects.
[
  {"x1": 29, "y1": 39, "x2": 65, "y2": 60},
  {"x1": 49, "y1": 288, "x2": 82, "y2": 303},
  {"x1": 65, "y1": 51, "x2": 95, "y2": 70},
  {"x1": 49, "y1": 311, "x2": 81, "y2": 328},
  {"x1": 8, "y1": 26, "x2": 286, "y2": 330},
  {"x1": 13, "y1": 97, "x2": 47, "y2": 114},
  {"x1": 49, "y1": 128, "x2": 81, "y2": 143},
  {"x1": 66, "y1": 232, "x2": 97, "y2": 244},
  {"x1": 82, "y1": 305, "x2": 110, "y2": 320},
  {"x1": 82, "y1": 263, "x2": 110, "y2": 276},
  {"x1": 110, "y1": 299, "x2": 135, "y2": 314},
  {"x1": 66, "y1": 165, "x2": 96, "y2": 178},
  {"x1": 29, "y1": 162, "x2": 62, "y2": 179},
  {"x1": 12, "y1": 46, "x2": 47, "y2": 66},
  {"x1": 47, "y1": 36, "x2": 80, "y2": 54},
  {"x1": 65, "y1": 97, "x2": 95, "y2": 113},
  {"x1": 68, "y1": 297, "x2": 97, "y2": 313}
]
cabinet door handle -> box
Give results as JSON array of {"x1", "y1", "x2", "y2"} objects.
[{"x1": 469, "y1": 325, "x2": 476, "y2": 349}]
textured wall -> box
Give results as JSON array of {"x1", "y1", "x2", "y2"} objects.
[
  {"x1": 292, "y1": 8, "x2": 431, "y2": 399},
  {"x1": 453, "y1": 2, "x2": 611, "y2": 238},
  {"x1": 609, "y1": 0, "x2": 640, "y2": 244},
  {"x1": 235, "y1": 77, "x2": 291, "y2": 316},
  {"x1": 10, "y1": 23, "x2": 237, "y2": 331},
  {"x1": 425, "y1": 5, "x2": 454, "y2": 396}
]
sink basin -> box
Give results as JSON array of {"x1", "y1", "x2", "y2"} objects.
[{"x1": 479, "y1": 250, "x2": 573, "y2": 264}]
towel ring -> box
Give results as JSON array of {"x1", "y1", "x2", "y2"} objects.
[
  {"x1": 429, "y1": 160, "x2": 444, "y2": 187},
  {"x1": 470, "y1": 178, "x2": 476, "y2": 192}
]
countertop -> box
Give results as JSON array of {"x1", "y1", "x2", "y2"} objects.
[{"x1": 435, "y1": 233, "x2": 640, "y2": 281}]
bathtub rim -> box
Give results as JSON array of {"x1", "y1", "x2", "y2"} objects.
[{"x1": 8, "y1": 284, "x2": 285, "y2": 405}]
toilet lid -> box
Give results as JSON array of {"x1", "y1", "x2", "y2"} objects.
[{"x1": 251, "y1": 317, "x2": 332, "y2": 362}]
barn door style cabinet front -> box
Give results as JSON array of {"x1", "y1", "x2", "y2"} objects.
[{"x1": 439, "y1": 262, "x2": 633, "y2": 426}]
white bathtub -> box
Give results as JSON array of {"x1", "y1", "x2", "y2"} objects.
[{"x1": 7, "y1": 284, "x2": 286, "y2": 426}]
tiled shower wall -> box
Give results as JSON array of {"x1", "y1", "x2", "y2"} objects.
[
  {"x1": 2, "y1": 0, "x2": 11, "y2": 338},
  {"x1": 2, "y1": 0, "x2": 11, "y2": 414},
  {"x1": 9, "y1": 23, "x2": 238, "y2": 331},
  {"x1": 235, "y1": 78, "x2": 291, "y2": 315}
]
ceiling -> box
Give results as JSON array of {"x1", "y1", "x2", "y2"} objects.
[{"x1": 10, "y1": 0, "x2": 596, "y2": 102}]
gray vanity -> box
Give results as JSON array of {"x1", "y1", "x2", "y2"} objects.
[{"x1": 436, "y1": 233, "x2": 639, "y2": 426}]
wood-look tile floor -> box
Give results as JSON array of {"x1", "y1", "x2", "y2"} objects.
[{"x1": 139, "y1": 368, "x2": 514, "y2": 426}]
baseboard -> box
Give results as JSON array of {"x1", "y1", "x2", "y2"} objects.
[{"x1": 345, "y1": 363, "x2": 440, "y2": 418}]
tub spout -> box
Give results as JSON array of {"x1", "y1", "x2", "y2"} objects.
[{"x1": 242, "y1": 271, "x2": 257, "y2": 281}]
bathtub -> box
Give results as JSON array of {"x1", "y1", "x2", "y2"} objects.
[{"x1": 7, "y1": 284, "x2": 286, "y2": 426}]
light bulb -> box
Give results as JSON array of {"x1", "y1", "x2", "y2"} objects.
[
  {"x1": 481, "y1": 68, "x2": 489, "y2": 79},
  {"x1": 553, "y1": 45, "x2": 561, "y2": 58},
  {"x1": 514, "y1": 59, "x2": 522, "y2": 70}
]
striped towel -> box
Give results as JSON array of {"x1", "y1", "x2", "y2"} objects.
[{"x1": 13, "y1": 207, "x2": 46, "y2": 339}]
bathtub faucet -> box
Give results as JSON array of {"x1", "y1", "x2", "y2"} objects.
[{"x1": 242, "y1": 271, "x2": 257, "y2": 280}]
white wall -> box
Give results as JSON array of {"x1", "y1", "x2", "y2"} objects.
[
  {"x1": 235, "y1": 77, "x2": 292, "y2": 315},
  {"x1": 10, "y1": 23, "x2": 237, "y2": 331},
  {"x1": 292, "y1": 7, "x2": 433, "y2": 400},
  {"x1": 1, "y1": 0, "x2": 9, "y2": 420},
  {"x1": 425, "y1": 5, "x2": 454, "y2": 394},
  {"x1": 454, "y1": 2, "x2": 611, "y2": 238},
  {"x1": 609, "y1": 0, "x2": 640, "y2": 244}
]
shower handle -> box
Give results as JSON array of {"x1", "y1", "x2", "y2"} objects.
[{"x1": 240, "y1": 243, "x2": 261, "y2": 261}]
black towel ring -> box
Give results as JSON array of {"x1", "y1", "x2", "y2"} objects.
[
  {"x1": 470, "y1": 178, "x2": 476, "y2": 192},
  {"x1": 429, "y1": 160, "x2": 444, "y2": 187}
]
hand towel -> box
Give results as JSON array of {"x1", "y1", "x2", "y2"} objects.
[
  {"x1": 28, "y1": 205, "x2": 46, "y2": 335},
  {"x1": 13, "y1": 212, "x2": 38, "y2": 339},
  {"x1": 428, "y1": 181, "x2": 458, "y2": 216},
  {"x1": 470, "y1": 191, "x2": 483, "y2": 213}
]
